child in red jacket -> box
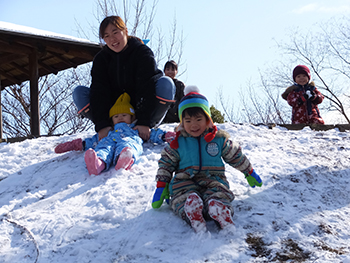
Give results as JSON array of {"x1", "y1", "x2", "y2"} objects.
[{"x1": 282, "y1": 65, "x2": 324, "y2": 124}]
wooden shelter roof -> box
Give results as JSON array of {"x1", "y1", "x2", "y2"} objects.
[
  {"x1": 0, "y1": 22, "x2": 102, "y2": 138},
  {"x1": 0, "y1": 22, "x2": 101, "y2": 90}
]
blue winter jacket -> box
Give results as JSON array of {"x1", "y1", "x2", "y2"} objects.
[
  {"x1": 156, "y1": 129, "x2": 253, "y2": 183},
  {"x1": 84, "y1": 122, "x2": 167, "y2": 170}
]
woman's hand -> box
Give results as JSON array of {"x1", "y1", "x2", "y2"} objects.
[
  {"x1": 98, "y1": 126, "x2": 113, "y2": 141},
  {"x1": 134, "y1": 125, "x2": 150, "y2": 141}
]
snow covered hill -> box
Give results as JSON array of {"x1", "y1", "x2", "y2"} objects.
[{"x1": 0, "y1": 123, "x2": 349, "y2": 263}]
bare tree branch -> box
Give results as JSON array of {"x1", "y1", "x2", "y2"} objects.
[{"x1": 3, "y1": 0, "x2": 185, "y2": 137}]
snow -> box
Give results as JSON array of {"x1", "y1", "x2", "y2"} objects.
[
  {"x1": 0, "y1": 21, "x2": 98, "y2": 45},
  {"x1": 0, "y1": 123, "x2": 349, "y2": 263}
]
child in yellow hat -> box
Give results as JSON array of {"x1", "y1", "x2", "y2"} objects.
[{"x1": 55, "y1": 93, "x2": 176, "y2": 175}]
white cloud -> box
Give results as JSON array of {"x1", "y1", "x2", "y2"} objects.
[
  {"x1": 293, "y1": 3, "x2": 350, "y2": 14},
  {"x1": 293, "y1": 3, "x2": 319, "y2": 14},
  {"x1": 318, "y1": 5, "x2": 350, "y2": 13}
]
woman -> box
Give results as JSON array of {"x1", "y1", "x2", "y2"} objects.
[{"x1": 73, "y1": 16, "x2": 175, "y2": 141}]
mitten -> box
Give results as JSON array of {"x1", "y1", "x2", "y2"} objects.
[
  {"x1": 308, "y1": 90, "x2": 316, "y2": 101},
  {"x1": 304, "y1": 90, "x2": 315, "y2": 100},
  {"x1": 152, "y1": 181, "x2": 170, "y2": 208},
  {"x1": 149, "y1": 128, "x2": 166, "y2": 144},
  {"x1": 245, "y1": 169, "x2": 263, "y2": 188},
  {"x1": 55, "y1": 138, "x2": 83, "y2": 153},
  {"x1": 163, "y1": 131, "x2": 176, "y2": 143}
]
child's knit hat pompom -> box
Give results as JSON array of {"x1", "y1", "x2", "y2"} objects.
[{"x1": 184, "y1": 85, "x2": 200, "y2": 95}]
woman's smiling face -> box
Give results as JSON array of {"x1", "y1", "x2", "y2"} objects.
[{"x1": 103, "y1": 23, "x2": 128, "y2": 53}]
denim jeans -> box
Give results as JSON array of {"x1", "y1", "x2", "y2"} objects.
[{"x1": 73, "y1": 76, "x2": 175, "y2": 127}]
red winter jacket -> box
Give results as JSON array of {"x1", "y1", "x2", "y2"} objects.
[{"x1": 284, "y1": 82, "x2": 324, "y2": 124}]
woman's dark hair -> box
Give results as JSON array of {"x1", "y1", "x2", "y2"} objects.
[
  {"x1": 163, "y1": 60, "x2": 178, "y2": 72},
  {"x1": 182, "y1": 107, "x2": 209, "y2": 121},
  {"x1": 99, "y1": 16, "x2": 127, "y2": 41}
]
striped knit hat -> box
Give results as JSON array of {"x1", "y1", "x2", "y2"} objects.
[
  {"x1": 170, "y1": 85, "x2": 217, "y2": 149},
  {"x1": 178, "y1": 85, "x2": 213, "y2": 124}
]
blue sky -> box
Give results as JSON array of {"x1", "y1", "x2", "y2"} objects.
[{"x1": 1, "y1": 0, "x2": 350, "y2": 108}]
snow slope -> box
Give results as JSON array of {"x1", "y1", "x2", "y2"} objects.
[{"x1": 0, "y1": 123, "x2": 349, "y2": 263}]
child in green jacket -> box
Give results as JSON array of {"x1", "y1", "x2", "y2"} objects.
[{"x1": 151, "y1": 86, "x2": 262, "y2": 233}]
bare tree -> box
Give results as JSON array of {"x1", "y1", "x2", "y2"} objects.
[
  {"x1": 2, "y1": 0, "x2": 185, "y2": 138},
  {"x1": 89, "y1": 0, "x2": 185, "y2": 66},
  {"x1": 216, "y1": 87, "x2": 239, "y2": 124},
  {"x1": 2, "y1": 67, "x2": 93, "y2": 137},
  {"x1": 219, "y1": 17, "x2": 350, "y2": 125},
  {"x1": 217, "y1": 72, "x2": 290, "y2": 125},
  {"x1": 275, "y1": 17, "x2": 350, "y2": 123}
]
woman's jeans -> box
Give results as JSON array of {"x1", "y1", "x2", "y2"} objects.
[{"x1": 73, "y1": 76, "x2": 175, "y2": 128}]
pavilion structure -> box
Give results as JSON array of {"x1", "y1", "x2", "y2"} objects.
[{"x1": 0, "y1": 22, "x2": 101, "y2": 140}]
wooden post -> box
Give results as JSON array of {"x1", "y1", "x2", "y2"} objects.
[{"x1": 29, "y1": 51, "x2": 40, "y2": 136}]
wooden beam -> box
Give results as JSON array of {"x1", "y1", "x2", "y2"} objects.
[
  {"x1": 0, "y1": 69, "x2": 23, "y2": 85},
  {"x1": 0, "y1": 53, "x2": 27, "y2": 64},
  {"x1": 0, "y1": 41, "x2": 33, "y2": 55},
  {"x1": 45, "y1": 45, "x2": 98, "y2": 60},
  {"x1": 29, "y1": 51, "x2": 40, "y2": 136},
  {"x1": 38, "y1": 60, "x2": 58, "y2": 75},
  {"x1": 47, "y1": 50, "x2": 78, "y2": 68},
  {"x1": 10, "y1": 61, "x2": 30, "y2": 76}
]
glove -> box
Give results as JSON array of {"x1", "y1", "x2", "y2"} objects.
[
  {"x1": 245, "y1": 169, "x2": 263, "y2": 188},
  {"x1": 308, "y1": 90, "x2": 316, "y2": 101},
  {"x1": 304, "y1": 90, "x2": 315, "y2": 101},
  {"x1": 163, "y1": 131, "x2": 176, "y2": 143},
  {"x1": 152, "y1": 181, "x2": 170, "y2": 208},
  {"x1": 150, "y1": 129, "x2": 166, "y2": 144}
]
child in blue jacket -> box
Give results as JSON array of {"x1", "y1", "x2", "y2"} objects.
[
  {"x1": 55, "y1": 93, "x2": 175, "y2": 175},
  {"x1": 151, "y1": 86, "x2": 262, "y2": 233}
]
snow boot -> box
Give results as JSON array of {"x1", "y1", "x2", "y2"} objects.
[
  {"x1": 115, "y1": 147, "x2": 134, "y2": 171},
  {"x1": 150, "y1": 76, "x2": 175, "y2": 127},
  {"x1": 150, "y1": 99, "x2": 173, "y2": 128},
  {"x1": 55, "y1": 138, "x2": 83, "y2": 154},
  {"x1": 184, "y1": 193, "x2": 207, "y2": 233},
  {"x1": 208, "y1": 199, "x2": 234, "y2": 229},
  {"x1": 84, "y1": 149, "x2": 105, "y2": 175},
  {"x1": 79, "y1": 105, "x2": 93, "y2": 120}
]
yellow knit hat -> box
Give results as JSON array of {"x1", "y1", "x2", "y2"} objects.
[{"x1": 109, "y1": 93, "x2": 135, "y2": 117}]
